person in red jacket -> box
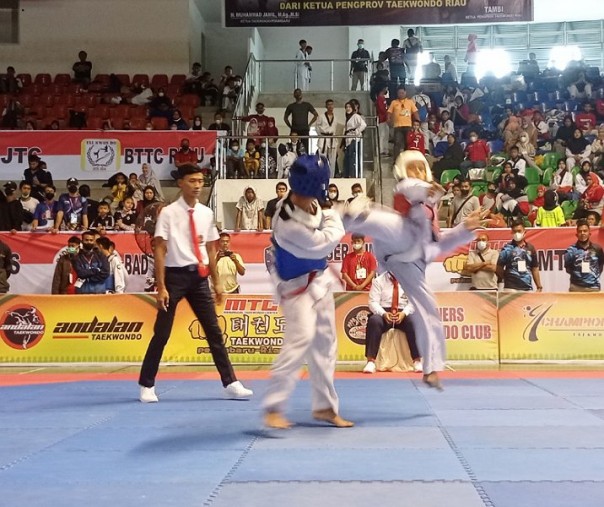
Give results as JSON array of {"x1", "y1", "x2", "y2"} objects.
[
  {"x1": 405, "y1": 119, "x2": 426, "y2": 154},
  {"x1": 459, "y1": 130, "x2": 490, "y2": 177},
  {"x1": 340, "y1": 234, "x2": 377, "y2": 291}
]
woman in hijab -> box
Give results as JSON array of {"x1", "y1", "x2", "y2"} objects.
[
  {"x1": 554, "y1": 115, "x2": 576, "y2": 156},
  {"x1": 574, "y1": 173, "x2": 604, "y2": 220},
  {"x1": 535, "y1": 189, "x2": 566, "y2": 227},
  {"x1": 566, "y1": 128, "x2": 592, "y2": 170},
  {"x1": 516, "y1": 130, "x2": 539, "y2": 170},
  {"x1": 551, "y1": 158, "x2": 577, "y2": 202},
  {"x1": 575, "y1": 160, "x2": 602, "y2": 196},
  {"x1": 138, "y1": 163, "x2": 165, "y2": 201},
  {"x1": 235, "y1": 186, "x2": 264, "y2": 232},
  {"x1": 135, "y1": 185, "x2": 160, "y2": 215}
]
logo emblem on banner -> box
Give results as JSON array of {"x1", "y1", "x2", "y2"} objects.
[
  {"x1": 343, "y1": 305, "x2": 370, "y2": 345},
  {"x1": 81, "y1": 139, "x2": 121, "y2": 172},
  {"x1": 0, "y1": 305, "x2": 46, "y2": 350}
]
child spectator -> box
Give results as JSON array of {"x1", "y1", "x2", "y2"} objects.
[
  {"x1": 90, "y1": 201, "x2": 115, "y2": 234},
  {"x1": 115, "y1": 196, "x2": 138, "y2": 231},
  {"x1": 535, "y1": 189, "x2": 566, "y2": 227}
]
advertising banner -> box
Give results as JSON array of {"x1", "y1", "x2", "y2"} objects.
[
  {"x1": 2, "y1": 227, "x2": 601, "y2": 295},
  {"x1": 224, "y1": 0, "x2": 533, "y2": 27},
  {"x1": 0, "y1": 292, "x2": 498, "y2": 363},
  {"x1": 0, "y1": 130, "x2": 217, "y2": 181},
  {"x1": 498, "y1": 293, "x2": 604, "y2": 361}
]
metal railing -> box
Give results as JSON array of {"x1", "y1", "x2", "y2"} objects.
[{"x1": 214, "y1": 134, "x2": 366, "y2": 180}]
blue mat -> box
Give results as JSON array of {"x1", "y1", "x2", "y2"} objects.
[{"x1": 2, "y1": 377, "x2": 604, "y2": 506}]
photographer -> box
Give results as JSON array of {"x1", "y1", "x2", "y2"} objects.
[{"x1": 216, "y1": 232, "x2": 245, "y2": 294}]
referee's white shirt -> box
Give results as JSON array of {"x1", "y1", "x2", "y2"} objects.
[{"x1": 154, "y1": 197, "x2": 219, "y2": 267}]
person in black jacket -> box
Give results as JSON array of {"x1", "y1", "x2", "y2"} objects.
[
  {"x1": 0, "y1": 182, "x2": 23, "y2": 232},
  {"x1": 0, "y1": 239, "x2": 12, "y2": 293},
  {"x1": 431, "y1": 133, "x2": 464, "y2": 180},
  {"x1": 23, "y1": 155, "x2": 54, "y2": 202},
  {"x1": 71, "y1": 230, "x2": 110, "y2": 294}
]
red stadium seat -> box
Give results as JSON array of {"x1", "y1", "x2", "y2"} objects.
[
  {"x1": 132, "y1": 74, "x2": 150, "y2": 87},
  {"x1": 109, "y1": 104, "x2": 131, "y2": 119},
  {"x1": 129, "y1": 106, "x2": 148, "y2": 119},
  {"x1": 17, "y1": 73, "x2": 32, "y2": 87},
  {"x1": 34, "y1": 73, "x2": 52, "y2": 86},
  {"x1": 30, "y1": 84, "x2": 44, "y2": 96},
  {"x1": 128, "y1": 117, "x2": 148, "y2": 130},
  {"x1": 151, "y1": 74, "x2": 169, "y2": 88},
  {"x1": 150, "y1": 116, "x2": 168, "y2": 130},
  {"x1": 67, "y1": 83, "x2": 84, "y2": 95},
  {"x1": 55, "y1": 94, "x2": 76, "y2": 107},
  {"x1": 115, "y1": 74, "x2": 131, "y2": 87},
  {"x1": 19, "y1": 94, "x2": 34, "y2": 108},
  {"x1": 49, "y1": 84, "x2": 66, "y2": 96},
  {"x1": 50, "y1": 105, "x2": 68, "y2": 119},
  {"x1": 54, "y1": 73, "x2": 71, "y2": 85},
  {"x1": 176, "y1": 94, "x2": 200, "y2": 107},
  {"x1": 81, "y1": 94, "x2": 98, "y2": 108},
  {"x1": 93, "y1": 74, "x2": 110, "y2": 85},
  {"x1": 37, "y1": 94, "x2": 55, "y2": 107},
  {"x1": 86, "y1": 116, "x2": 104, "y2": 130},
  {"x1": 93, "y1": 104, "x2": 111, "y2": 119},
  {"x1": 29, "y1": 104, "x2": 47, "y2": 118},
  {"x1": 170, "y1": 74, "x2": 187, "y2": 86},
  {"x1": 166, "y1": 84, "x2": 182, "y2": 98}
]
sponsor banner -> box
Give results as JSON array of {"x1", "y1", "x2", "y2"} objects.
[
  {"x1": 224, "y1": 0, "x2": 533, "y2": 27},
  {"x1": 0, "y1": 130, "x2": 217, "y2": 180},
  {"x1": 335, "y1": 291, "x2": 498, "y2": 361},
  {"x1": 0, "y1": 292, "x2": 497, "y2": 363},
  {"x1": 498, "y1": 293, "x2": 604, "y2": 360},
  {"x1": 1, "y1": 227, "x2": 602, "y2": 294}
]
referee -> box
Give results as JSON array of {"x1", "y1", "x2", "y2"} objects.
[{"x1": 138, "y1": 164, "x2": 253, "y2": 402}]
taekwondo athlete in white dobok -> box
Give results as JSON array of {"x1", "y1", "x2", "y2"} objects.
[
  {"x1": 341, "y1": 150, "x2": 484, "y2": 389},
  {"x1": 263, "y1": 154, "x2": 354, "y2": 430}
]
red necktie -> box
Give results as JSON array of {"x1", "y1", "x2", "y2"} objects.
[
  {"x1": 390, "y1": 273, "x2": 399, "y2": 315},
  {"x1": 188, "y1": 208, "x2": 209, "y2": 277}
]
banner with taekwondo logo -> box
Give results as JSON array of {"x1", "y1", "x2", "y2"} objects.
[
  {"x1": 224, "y1": 0, "x2": 533, "y2": 27},
  {"x1": 0, "y1": 130, "x2": 217, "y2": 181}
]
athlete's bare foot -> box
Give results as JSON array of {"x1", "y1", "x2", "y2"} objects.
[
  {"x1": 312, "y1": 408, "x2": 354, "y2": 428},
  {"x1": 422, "y1": 372, "x2": 444, "y2": 391},
  {"x1": 264, "y1": 411, "x2": 293, "y2": 429}
]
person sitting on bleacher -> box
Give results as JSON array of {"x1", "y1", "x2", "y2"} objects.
[
  {"x1": 551, "y1": 159, "x2": 578, "y2": 203},
  {"x1": 460, "y1": 130, "x2": 489, "y2": 177},
  {"x1": 568, "y1": 70, "x2": 593, "y2": 100},
  {"x1": 507, "y1": 146, "x2": 527, "y2": 177},
  {"x1": 574, "y1": 173, "x2": 604, "y2": 221},
  {"x1": 590, "y1": 126, "x2": 604, "y2": 178},
  {"x1": 170, "y1": 109, "x2": 188, "y2": 130},
  {"x1": 574, "y1": 102, "x2": 598, "y2": 135},
  {"x1": 516, "y1": 132, "x2": 540, "y2": 172},
  {"x1": 531, "y1": 111, "x2": 551, "y2": 147},
  {"x1": 566, "y1": 128, "x2": 592, "y2": 171},
  {"x1": 114, "y1": 196, "x2": 138, "y2": 232},
  {"x1": 89, "y1": 201, "x2": 115, "y2": 234},
  {"x1": 500, "y1": 108, "x2": 522, "y2": 153},
  {"x1": 575, "y1": 161, "x2": 602, "y2": 196},
  {"x1": 553, "y1": 114, "x2": 575, "y2": 157},
  {"x1": 431, "y1": 133, "x2": 464, "y2": 181},
  {"x1": 148, "y1": 87, "x2": 173, "y2": 120},
  {"x1": 497, "y1": 176, "x2": 529, "y2": 222}
]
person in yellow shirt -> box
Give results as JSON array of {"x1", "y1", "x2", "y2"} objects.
[
  {"x1": 387, "y1": 86, "x2": 419, "y2": 157},
  {"x1": 216, "y1": 232, "x2": 246, "y2": 293}
]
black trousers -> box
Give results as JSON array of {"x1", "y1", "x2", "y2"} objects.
[
  {"x1": 139, "y1": 268, "x2": 236, "y2": 388},
  {"x1": 365, "y1": 310, "x2": 419, "y2": 360}
]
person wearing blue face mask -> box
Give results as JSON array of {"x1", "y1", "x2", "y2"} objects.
[{"x1": 350, "y1": 39, "x2": 370, "y2": 91}]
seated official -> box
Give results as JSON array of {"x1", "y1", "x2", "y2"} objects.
[{"x1": 363, "y1": 272, "x2": 421, "y2": 374}]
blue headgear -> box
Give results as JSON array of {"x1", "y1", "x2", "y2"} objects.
[{"x1": 288, "y1": 154, "x2": 330, "y2": 201}]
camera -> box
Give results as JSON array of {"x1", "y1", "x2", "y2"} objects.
[{"x1": 223, "y1": 250, "x2": 233, "y2": 257}]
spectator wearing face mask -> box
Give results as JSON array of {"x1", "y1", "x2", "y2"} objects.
[
  {"x1": 465, "y1": 233, "x2": 499, "y2": 290},
  {"x1": 31, "y1": 185, "x2": 59, "y2": 232},
  {"x1": 327, "y1": 183, "x2": 342, "y2": 204},
  {"x1": 340, "y1": 234, "x2": 377, "y2": 291},
  {"x1": 148, "y1": 88, "x2": 173, "y2": 120},
  {"x1": 497, "y1": 220, "x2": 542, "y2": 292},
  {"x1": 516, "y1": 131, "x2": 540, "y2": 171},
  {"x1": 190, "y1": 115, "x2": 205, "y2": 131},
  {"x1": 459, "y1": 131, "x2": 490, "y2": 177},
  {"x1": 51, "y1": 236, "x2": 81, "y2": 294}
]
